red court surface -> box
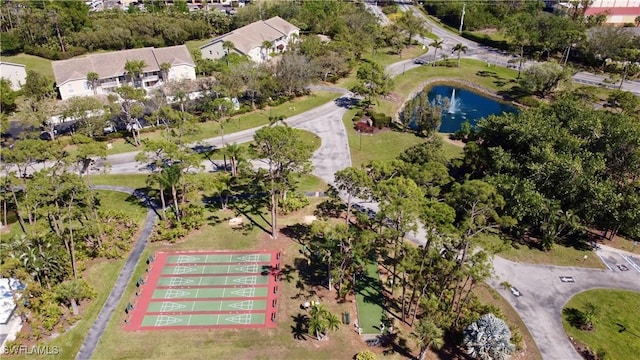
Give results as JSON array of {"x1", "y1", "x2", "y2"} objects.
[{"x1": 125, "y1": 250, "x2": 283, "y2": 331}]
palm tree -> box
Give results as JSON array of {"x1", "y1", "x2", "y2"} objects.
[
  {"x1": 224, "y1": 142, "x2": 245, "y2": 177},
  {"x1": 308, "y1": 304, "x2": 340, "y2": 340},
  {"x1": 430, "y1": 40, "x2": 444, "y2": 66},
  {"x1": 159, "y1": 62, "x2": 171, "y2": 81},
  {"x1": 124, "y1": 59, "x2": 147, "y2": 87},
  {"x1": 159, "y1": 164, "x2": 182, "y2": 222},
  {"x1": 463, "y1": 313, "x2": 515, "y2": 360},
  {"x1": 87, "y1": 71, "x2": 99, "y2": 95},
  {"x1": 261, "y1": 40, "x2": 273, "y2": 61},
  {"x1": 222, "y1": 40, "x2": 235, "y2": 66},
  {"x1": 452, "y1": 43, "x2": 468, "y2": 67},
  {"x1": 412, "y1": 318, "x2": 444, "y2": 360}
]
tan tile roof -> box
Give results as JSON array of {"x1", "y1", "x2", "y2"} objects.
[
  {"x1": 52, "y1": 45, "x2": 195, "y2": 86},
  {"x1": 202, "y1": 16, "x2": 299, "y2": 54}
]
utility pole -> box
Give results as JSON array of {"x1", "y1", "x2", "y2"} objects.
[{"x1": 459, "y1": 3, "x2": 465, "y2": 34}]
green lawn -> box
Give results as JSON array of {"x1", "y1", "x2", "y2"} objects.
[
  {"x1": 99, "y1": 91, "x2": 340, "y2": 156},
  {"x1": 342, "y1": 109, "x2": 421, "y2": 166},
  {"x1": 185, "y1": 39, "x2": 210, "y2": 53},
  {"x1": 2, "y1": 53, "x2": 54, "y2": 79},
  {"x1": 364, "y1": 45, "x2": 428, "y2": 67},
  {"x1": 477, "y1": 234, "x2": 606, "y2": 269},
  {"x1": 563, "y1": 289, "x2": 640, "y2": 360},
  {"x1": 297, "y1": 174, "x2": 327, "y2": 193},
  {"x1": 95, "y1": 190, "x2": 149, "y2": 226},
  {"x1": 91, "y1": 174, "x2": 149, "y2": 189},
  {"x1": 355, "y1": 262, "x2": 386, "y2": 335}
]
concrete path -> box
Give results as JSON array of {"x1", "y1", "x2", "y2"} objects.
[{"x1": 75, "y1": 185, "x2": 159, "y2": 360}]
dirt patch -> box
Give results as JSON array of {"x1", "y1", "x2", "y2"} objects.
[{"x1": 442, "y1": 134, "x2": 465, "y2": 148}]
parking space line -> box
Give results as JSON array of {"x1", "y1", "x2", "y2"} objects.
[
  {"x1": 621, "y1": 255, "x2": 640, "y2": 273},
  {"x1": 595, "y1": 252, "x2": 613, "y2": 271}
]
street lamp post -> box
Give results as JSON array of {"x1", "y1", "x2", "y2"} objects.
[{"x1": 459, "y1": 3, "x2": 466, "y2": 34}]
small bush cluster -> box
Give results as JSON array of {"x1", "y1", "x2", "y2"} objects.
[
  {"x1": 280, "y1": 192, "x2": 310, "y2": 214},
  {"x1": 151, "y1": 204, "x2": 205, "y2": 243}
]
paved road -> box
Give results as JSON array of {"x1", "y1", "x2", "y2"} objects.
[
  {"x1": 75, "y1": 186, "x2": 159, "y2": 360},
  {"x1": 488, "y1": 253, "x2": 640, "y2": 360},
  {"x1": 394, "y1": 3, "x2": 640, "y2": 96}
]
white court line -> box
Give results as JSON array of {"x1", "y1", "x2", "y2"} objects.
[
  {"x1": 227, "y1": 264, "x2": 231, "y2": 274},
  {"x1": 188, "y1": 314, "x2": 192, "y2": 326},
  {"x1": 205, "y1": 254, "x2": 208, "y2": 263},
  {"x1": 195, "y1": 288, "x2": 200, "y2": 300},
  {"x1": 191, "y1": 300, "x2": 196, "y2": 311},
  {"x1": 215, "y1": 314, "x2": 220, "y2": 325}
]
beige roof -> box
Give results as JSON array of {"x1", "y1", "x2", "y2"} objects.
[
  {"x1": 202, "y1": 16, "x2": 299, "y2": 54},
  {"x1": 52, "y1": 45, "x2": 195, "y2": 86}
]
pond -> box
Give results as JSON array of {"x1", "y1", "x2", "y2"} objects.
[{"x1": 428, "y1": 85, "x2": 518, "y2": 133}]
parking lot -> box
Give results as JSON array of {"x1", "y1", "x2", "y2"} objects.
[{"x1": 595, "y1": 251, "x2": 640, "y2": 273}]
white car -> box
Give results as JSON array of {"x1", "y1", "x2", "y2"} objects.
[{"x1": 510, "y1": 287, "x2": 522, "y2": 297}]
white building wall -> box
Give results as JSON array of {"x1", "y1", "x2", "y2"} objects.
[
  {"x1": 201, "y1": 42, "x2": 226, "y2": 60},
  {"x1": 59, "y1": 79, "x2": 94, "y2": 100},
  {"x1": 247, "y1": 47, "x2": 263, "y2": 63},
  {"x1": 169, "y1": 65, "x2": 196, "y2": 81},
  {"x1": 0, "y1": 63, "x2": 27, "y2": 90}
]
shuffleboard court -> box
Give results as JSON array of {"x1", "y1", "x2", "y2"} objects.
[
  {"x1": 146, "y1": 299, "x2": 267, "y2": 313},
  {"x1": 125, "y1": 250, "x2": 283, "y2": 331},
  {"x1": 166, "y1": 253, "x2": 272, "y2": 264},
  {"x1": 141, "y1": 313, "x2": 266, "y2": 327},
  {"x1": 161, "y1": 264, "x2": 269, "y2": 275},
  {"x1": 152, "y1": 287, "x2": 269, "y2": 299},
  {"x1": 156, "y1": 275, "x2": 269, "y2": 287}
]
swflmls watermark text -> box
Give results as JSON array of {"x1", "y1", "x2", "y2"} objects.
[{"x1": 3, "y1": 345, "x2": 61, "y2": 356}]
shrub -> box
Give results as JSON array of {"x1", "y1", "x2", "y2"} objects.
[
  {"x1": 279, "y1": 192, "x2": 310, "y2": 214},
  {"x1": 355, "y1": 121, "x2": 375, "y2": 134},
  {"x1": 370, "y1": 112, "x2": 391, "y2": 128},
  {"x1": 355, "y1": 349, "x2": 377, "y2": 360},
  {"x1": 516, "y1": 96, "x2": 540, "y2": 107}
]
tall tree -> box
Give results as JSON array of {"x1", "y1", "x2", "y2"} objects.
[
  {"x1": 350, "y1": 61, "x2": 393, "y2": 106},
  {"x1": 429, "y1": 40, "x2": 444, "y2": 66},
  {"x1": 86, "y1": 71, "x2": 99, "y2": 95},
  {"x1": 251, "y1": 126, "x2": 314, "y2": 239},
  {"x1": 111, "y1": 86, "x2": 146, "y2": 146},
  {"x1": 222, "y1": 40, "x2": 235, "y2": 66},
  {"x1": 452, "y1": 43, "x2": 468, "y2": 67},
  {"x1": 397, "y1": 10, "x2": 426, "y2": 47},
  {"x1": 413, "y1": 318, "x2": 444, "y2": 360},
  {"x1": 334, "y1": 167, "x2": 372, "y2": 226},
  {"x1": 124, "y1": 59, "x2": 147, "y2": 87}
]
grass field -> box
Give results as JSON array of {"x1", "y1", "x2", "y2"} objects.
[
  {"x1": 95, "y1": 190, "x2": 149, "y2": 226},
  {"x1": 562, "y1": 289, "x2": 640, "y2": 360},
  {"x1": 99, "y1": 91, "x2": 340, "y2": 156},
  {"x1": 2, "y1": 53, "x2": 54, "y2": 79},
  {"x1": 185, "y1": 39, "x2": 210, "y2": 54},
  {"x1": 342, "y1": 109, "x2": 463, "y2": 167},
  {"x1": 364, "y1": 46, "x2": 428, "y2": 67},
  {"x1": 477, "y1": 234, "x2": 606, "y2": 269}
]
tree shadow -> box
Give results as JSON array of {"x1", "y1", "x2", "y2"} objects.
[
  {"x1": 291, "y1": 313, "x2": 309, "y2": 341},
  {"x1": 354, "y1": 266, "x2": 386, "y2": 309},
  {"x1": 380, "y1": 334, "x2": 414, "y2": 358},
  {"x1": 280, "y1": 223, "x2": 311, "y2": 245},
  {"x1": 563, "y1": 307, "x2": 586, "y2": 329}
]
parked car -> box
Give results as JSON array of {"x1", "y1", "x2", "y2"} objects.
[{"x1": 414, "y1": 58, "x2": 428, "y2": 65}]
